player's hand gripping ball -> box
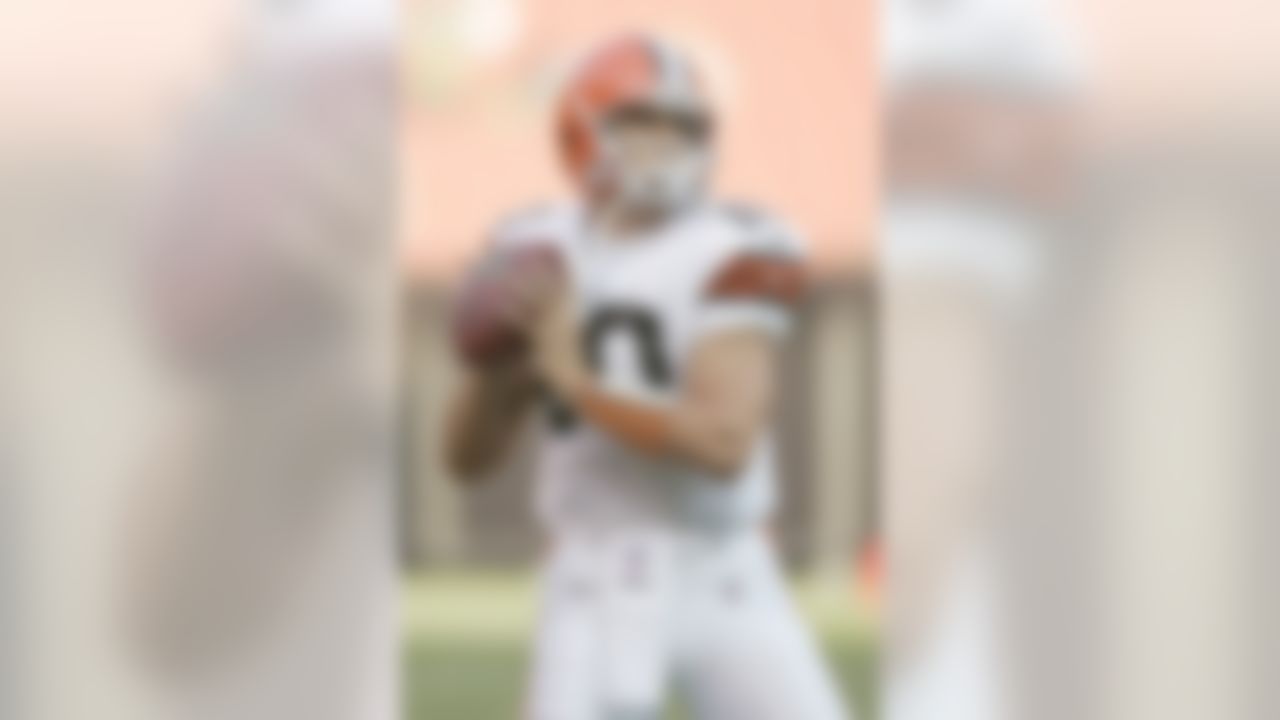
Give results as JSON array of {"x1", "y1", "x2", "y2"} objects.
[{"x1": 451, "y1": 243, "x2": 564, "y2": 369}]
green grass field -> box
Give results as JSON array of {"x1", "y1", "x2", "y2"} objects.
[{"x1": 405, "y1": 573, "x2": 878, "y2": 719}]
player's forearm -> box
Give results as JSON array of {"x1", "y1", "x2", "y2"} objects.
[
  {"x1": 563, "y1": 378, "x2": 757, "y2": 478},
  {"x1": 667, "y1": 402, "x2": 758, "y2": 476},
  {"x1": 444, "y1": 370, "x2": 539, "y2": 481}
]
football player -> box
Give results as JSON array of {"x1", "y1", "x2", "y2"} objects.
[{"x1": 444, "y1": 33, "x2": 851, "y2": 720}]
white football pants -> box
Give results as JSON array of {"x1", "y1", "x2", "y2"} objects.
[{"x1": 524, "y1": 528, "x2": 851, "y2": 720}]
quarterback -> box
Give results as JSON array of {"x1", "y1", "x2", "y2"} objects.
[{"x1": 444, "y1": 33, "x2": 851, "y2": 720}]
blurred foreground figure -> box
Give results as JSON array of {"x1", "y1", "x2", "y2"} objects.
[
  {"x1": 127, "y1": 1, "x2": 396, "y2": 719},
  {"x1": 444, "y1": 33, "x2": 851, "y2": 720},
  {"x1": 882, "y1": 0, "x2": 1082, "y2": 719},
  {"x1": 887, "y1": 0, "x2": 1280, "y2": 717}
]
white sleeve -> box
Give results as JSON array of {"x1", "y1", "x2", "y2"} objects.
[{"x1": 696, "y1": 299, "x2": 794, "y2": 339}]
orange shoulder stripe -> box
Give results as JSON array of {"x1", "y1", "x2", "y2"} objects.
[{"x1": 706, "y1": 254, "x2": 807, "y2": 305}]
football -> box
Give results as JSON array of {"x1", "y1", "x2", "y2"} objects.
[{"x1": 450, "y1": 243, "x2": 563, "y2": 369}]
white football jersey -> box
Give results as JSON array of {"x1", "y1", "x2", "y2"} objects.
[{"x1": 492, "y1": 202, "x2": 806, "y2": 535}]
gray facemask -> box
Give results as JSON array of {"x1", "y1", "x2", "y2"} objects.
[{"x1": 591, "y1": 118, "x2": 713, "y2": 218}]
